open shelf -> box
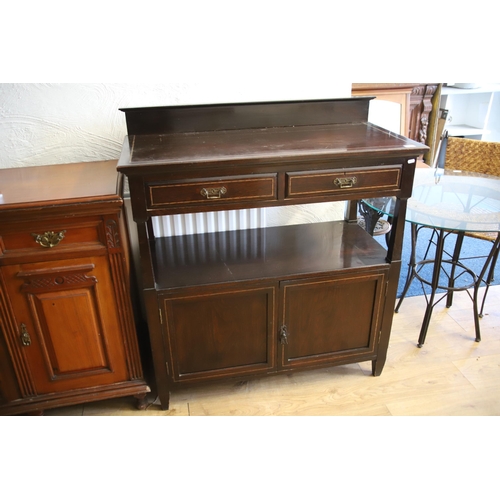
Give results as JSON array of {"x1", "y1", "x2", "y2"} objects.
[
  {"x1": 446, "y1": 124, "x2": 486, "y2": 137},
  {"x1": 441, "y1": 84, "x2": 500, "y2": 95},
  {"x1": 440, "y1": 84, "x2": 500, "y2": 141},
  {"x1": 151, "y1": 220, "x2": 389, "y2": 290}
]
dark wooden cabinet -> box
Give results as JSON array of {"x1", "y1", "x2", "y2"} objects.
[
  {"x1": 0, "y1": 161, "x2": 150, "y2": 415},
  {"x1": 117, "y1": 98, "x2": 428, "y2": 409}
]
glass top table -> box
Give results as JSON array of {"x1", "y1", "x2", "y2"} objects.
[
  {"x1": 362, "y1": 167, "x2": 500, "y2": 347},
  {"x1": 364, "y1": 167, "x2": 500, "y2": 232}
]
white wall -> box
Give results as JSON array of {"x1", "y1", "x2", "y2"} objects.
[
  {"x1": 0, "y1": 82, "x2": 351, "y2": 169},
  {"x1": 2, "y1": 1, "x2": 496, "y2": 173},
  {"x1": 0, "y1": 82, "x2": 353, "y2": 230}
]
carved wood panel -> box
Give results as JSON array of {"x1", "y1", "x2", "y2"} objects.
[
  {"x1": 352, "y1": 83, "x2": 440, "y2": 163},
  {"x1": 2, "y1": 258, "x2": 129, "y2": 395}
]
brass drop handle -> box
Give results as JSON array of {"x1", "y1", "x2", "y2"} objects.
[
  {"x1": 200, "y1": 187, "x2": 227, "y2": 199},
  {"x1": 32, "y1": 230, "x2": 66, "y2": 248},
  {"x1": 280, "y1": 325, "x2": 289, "y2": 345},
  {"x1": 334, "y1": 177, "x2": 357, "y2": 189},
  {"x1": 20, "y1": 323, "x2": 31, "y2": 347}
]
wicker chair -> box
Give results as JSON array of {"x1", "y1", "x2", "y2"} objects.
[{"x1": 436, "y1": 133, "x2": 500, "y2": 315}]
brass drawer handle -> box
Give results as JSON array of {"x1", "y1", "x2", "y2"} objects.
[
  {"x1": 200, "y1": 187, "x2": 227, "y2": 199},
  {"x1": 31, "y1": 230, "x2": 67, "y2": 248},
  {"x1": 334, "y1": 177, "x2": 358, "y2": 189}
]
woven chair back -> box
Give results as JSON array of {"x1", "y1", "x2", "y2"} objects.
[{"x1": 444, "y1": 137, "x2": 500, "y2": 176}]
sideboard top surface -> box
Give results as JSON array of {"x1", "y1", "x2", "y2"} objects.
[
  {"x1": 118, "y1": 123, "x2": 427, "y2": 171},
  {"x1": 0, "y1": 160, "x2": 121, "y2": 217},
  {"x1": 117, "y1": 98, "x2": 428, "y2": 173}
]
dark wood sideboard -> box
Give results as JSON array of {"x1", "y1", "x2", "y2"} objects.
[
  {"x1": 0, "y1": 160, "x2": 150, "y2": 415},
  {"x1": 117, "y1": 97, "x2": 428, "y2": 410}
]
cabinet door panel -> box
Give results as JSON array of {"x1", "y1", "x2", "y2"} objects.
[
  {"x1": 163, "y1": 285, "x2": 276, "y2": 382},
  {"x1": 280, "y1": 272, "x2": 386, "y2": 369},
  {"x1": 29, "y1": 288, "x2": 110, "y2": 376},
  {"x1": 1, "y1": 257, "x2": 128, "y2": 394}
]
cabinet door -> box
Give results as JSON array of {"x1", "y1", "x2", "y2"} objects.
[
  {"x1": 279, "y1": 272, "x2": 387, "y2": 369},
  {"x1": 162, "y1": 285, "x2": 276, "y2": 383},
  {"x1": 0, "y1": 257, "x2": 129, "y2": 395}
]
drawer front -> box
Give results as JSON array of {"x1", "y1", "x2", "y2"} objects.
[
  {"x1": 0, "y1": 217, "x2": 106, "y2": 259},
  {"x1": 147, "y1": 174, "x2": 277, "y2": 209},
  {"x1": 286, "y1": 166, "x2": 401, "y2": 199}
]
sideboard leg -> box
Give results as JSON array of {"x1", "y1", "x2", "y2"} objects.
[
  {"x1": 372, "y1": 357, "x2": 385, "y2": 377},
  {"x1": 134, "y1": 394, "x2": 149, "y2": 410},
  {"x1": 161, "y1": 395, "x2": 170, "y2": 411}
]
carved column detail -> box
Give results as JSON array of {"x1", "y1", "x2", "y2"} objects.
[
  {"x1": 108, "y1": 252, "x2": 143, "y2": 380},
  {"x1": 409, "y1": 84, "x2": 439, "y2": 146},
  {"x1": 105, "y1": 219, "x2": 121, "y2": 249},
  {"x1": 0, "y1": 275, "x2": 36, "y2": 398}
]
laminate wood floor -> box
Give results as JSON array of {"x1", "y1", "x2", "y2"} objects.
[{"x1": 44, "y1": 285, "x2": 500, "y2": 416}]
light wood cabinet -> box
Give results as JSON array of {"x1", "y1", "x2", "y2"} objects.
[
  {"x1": 0, "y1": 161, "x2": 150, "y2": 415},
  {"x1": 352, "y1": 83, "x2": 440, "y2": 163}
]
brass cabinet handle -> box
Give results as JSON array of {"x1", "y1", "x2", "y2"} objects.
[
  {"x1": 200, "y1": 187, "x2": 227, "y2": 199},
  {"x1": 280, "y1": 325, "x2": 289, "y2": 345},
  {"x1": 31, "y1": 230, "x2": 67, "y2": 248},
  {"x1": 334, "y1": 177, "x2": 357, "y2": 189},
  {"x1": 20, "y1": 323, "x2": 31, "y2": 346}
]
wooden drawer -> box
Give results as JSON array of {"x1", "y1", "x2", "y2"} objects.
[
  {"x1": 0, "y1": 217, "x2": 107, "y2": 259},
  {"x1": 286, "y1": 166, "x2": 402, "y2": 199},
  {"x1": 147, "y1": 174, "x2": 277, "y2": 209}
]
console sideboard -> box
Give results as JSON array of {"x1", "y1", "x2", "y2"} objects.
[{"x1": 117, "y1": 98, "x2": 428, "y2": 410}]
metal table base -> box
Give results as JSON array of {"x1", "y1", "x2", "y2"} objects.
[{"x1": 395, "y1": 223, "x2": 500, "y2": 347}]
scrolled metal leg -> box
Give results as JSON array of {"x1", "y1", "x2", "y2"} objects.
[
  {"x1": 395, "y1": 222, "x2": 418, "y2": 313},
  {"x1": 479, "y1": 240, "x2": 500, "y2": 318},
  {"x1": 446, "y1": 232, "x2": 465, "y2": 308},
  {"x1": 474, "y1": 234, "x2": 500, "y2": 336},
  {"x1": 417, "y1": 229, "x2": 445, "y2": 347}
]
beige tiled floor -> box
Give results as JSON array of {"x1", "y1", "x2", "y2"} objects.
[{"x1": 44, "y1": 285, "x2": 500, "y2": 416}]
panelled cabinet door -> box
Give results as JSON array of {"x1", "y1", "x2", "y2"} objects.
[
  {"x1": 1, "y1": 257, "x2": 129, "y2": 395},
  {"x1": 279, "y1": 272, "x2": 387, "y2": 369},
  {"x1": 162, "y1": 285, "x2": 277, "y2": 383}
]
